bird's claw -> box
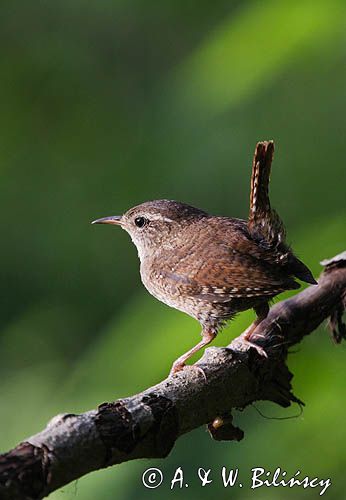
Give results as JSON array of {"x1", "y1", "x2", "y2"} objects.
[
  {"x1": 169, "y1": 362, "x2": 185, "y2": 376},
  {"x1": 169, "y1": 363, "x2": 207, "y2": 381},
  {"x1": 241, "y1": 339, "x2": 268, "y2": 358}
]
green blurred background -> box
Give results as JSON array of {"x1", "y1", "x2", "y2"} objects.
[{"x1": 1, "y1": 0, "x2": 345, "y2": 498}]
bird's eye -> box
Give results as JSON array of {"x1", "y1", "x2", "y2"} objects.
[{"x1": 134, "y1": 216, "x2": 147, "y2": 228}]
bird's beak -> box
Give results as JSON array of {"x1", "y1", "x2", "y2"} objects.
[{"x1": 91, "y1": 216, "x2": 122, "y2": 226}]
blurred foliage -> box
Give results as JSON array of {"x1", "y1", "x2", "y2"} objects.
[{"x1": 0, "y1": 0, "x2": 345, "y2": 499}]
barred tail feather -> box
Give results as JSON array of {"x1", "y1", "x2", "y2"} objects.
[{"x1": 248, "y1": 140, "x2": 286, "y2": 247}]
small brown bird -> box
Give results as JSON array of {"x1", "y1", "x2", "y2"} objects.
[{"x1": 92, "y1": 141, "x2": 316, "y2": 375}]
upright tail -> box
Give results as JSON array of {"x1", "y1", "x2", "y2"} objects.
[
  {"x1": 248, "y1": 140, "x2": 317, "y2": 285},
  {"x1": 248, "y1": 140, "x2": 286, "y2": 248}
]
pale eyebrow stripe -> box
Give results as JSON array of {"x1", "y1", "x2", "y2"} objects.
[{"x1": 147, "y1": 215, "x2": 173, "y2": 222}]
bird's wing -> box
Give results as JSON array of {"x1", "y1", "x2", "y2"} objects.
[
  {"x1": 164, "y1": 220, "x2": 299, "y2": 303},
  {"x1": 189, "y1": 248, "x2": 299, "y2": 303}
]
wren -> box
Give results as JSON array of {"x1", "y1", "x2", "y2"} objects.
[{"x1": 92, "y1": 141, "x2": 316, "y2": 376}]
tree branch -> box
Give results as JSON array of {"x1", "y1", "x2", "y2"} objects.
[{"x1": 1, "y1": 252, "x2": 345, "y2": 500}]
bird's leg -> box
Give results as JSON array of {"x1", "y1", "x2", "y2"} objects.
[
  {"x1": 169, "y1": 329, "x2": 216, "y2": 377},
  {"x1": 241, "y1": 302, "x2": 270, "y2": 357}
]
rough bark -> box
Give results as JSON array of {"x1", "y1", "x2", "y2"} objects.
[{"x1": 0, "y1": 252, "x2": 345, "y2": 500}]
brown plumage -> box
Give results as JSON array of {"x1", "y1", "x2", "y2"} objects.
[{"x1": 92, "y1": 140, "x2": 317, "y2": 375}]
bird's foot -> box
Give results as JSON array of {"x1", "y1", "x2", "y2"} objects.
[
  {"x1": 169, "y1": 362, "x2": 207, "y2": 381},
  {"x1": 169, "y1": 360, "x2": 185, "y2": 376},
  {"x1": 240, "y1": 338, "x2": 268, "y2": 358},
  {"x1": 238, "y1": 319, "x2": 268, "y2": 358}
]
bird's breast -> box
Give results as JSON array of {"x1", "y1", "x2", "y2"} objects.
[
  {"x1": 140, "y1": 257, "x2": 182, "y2": 303},
  {"x1": 138, "y1": 248, "x2": 204, "y2": 313}
]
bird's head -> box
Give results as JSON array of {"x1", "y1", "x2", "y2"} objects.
[{"x1": 92, "y1": 199, "x2": 208, "y2": 259}]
